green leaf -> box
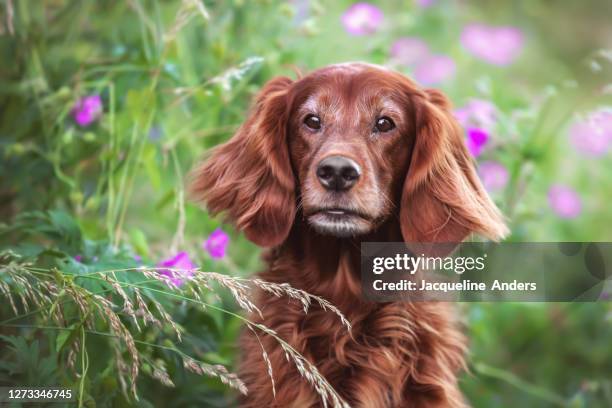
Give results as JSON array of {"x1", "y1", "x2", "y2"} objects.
[
  {"x1": 55, "y1": 323, "x2": 78, "y2": 353},
  {"x1": 48, "y1": 210, "x2": 82, "y2": 243},
  {"x1": 0, "y1": 360, "x2": 19, "y2": 375},
  {"x1": 142, "y1": 145, "x2": 161, "y2": 190},
  {"x1": 129, "y1": 228, "x2": 150, "y2": 257},
  {"x1": 155, "y1": 189, "x2": 174, "y2": 211},
  {"x1": 125, "y1": 88, "x2": 156, "y2": 125}
]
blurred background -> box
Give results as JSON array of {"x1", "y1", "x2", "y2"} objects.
[{"x1": 0, "y1": 0, "x2": 611, "y2": 406}]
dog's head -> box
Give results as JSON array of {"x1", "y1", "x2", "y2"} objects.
[{"x1": 191, "y1": 63, "x2": 507, "y2": 247}]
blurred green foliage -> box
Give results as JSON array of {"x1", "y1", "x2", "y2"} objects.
[{"x1": 0, "y1": 0, "x2": 611, "y2": 407}]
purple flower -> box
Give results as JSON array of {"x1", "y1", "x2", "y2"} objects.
[
  {"x1": 390, "y1": 37, "x2": 430, "y2": 67},
  {"x1": 416, "y1": 0, "x2": 436, "y2": 7},
  {"x1": 203, "y1": 228, "x2": 230, "y2": 259},
  {"x1": 461, "y1": 24, "x2": 524, "y2": 66},
  {"x1": 466, "y1": 127, "x2": 489, "y2": 157},
  {"x1": 157, "y1": 251, "x2": 195, "y2": 286},
  {"x1": 74, "y1": 255, "x2": 83, "y2": 262},
  {"x1": 569, "y1": 111, "x2": 612, "y2": 156},
  {"x1": 148, "y1": 126, "x2": 164, "y2": 141},
  {"x1": 478, "y1": 161, "x2": 509, "y2": 191},
  {"x1": 72, "y1": 95, "x2": 103, "y2": 127},
  {"x1": 391, "y1": 41, "x2": 455, "y2": 85},
  {"x1": 548, "y1": 185, "x2": 581, "y2": 219},
  {"x1": 292, "y1": 0, "x2": 311, "y2": 24},
  {"x1": 341, "y1": 3, "x2": 384, "y2": 36},
  {"x1": 454, "y1": 99, "x2": 498, "y2": 130},
  {"x1": 413, "y1": 54, "x2": 456, "y2": 85},
  {"x1": 134, "y1": 255, "x2": 142, "y2": 263}
]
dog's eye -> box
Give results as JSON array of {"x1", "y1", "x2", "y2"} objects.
[
  {"x1": 375, "y1": 117, "x2": 395, "y2": 133},
  {"x1": 304, "y1": 114, "x2": 322, "y2": 130}
]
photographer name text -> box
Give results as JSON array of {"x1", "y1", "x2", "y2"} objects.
[{"x1": 372, "y1": 279, "x2": 537, "y2": 292}]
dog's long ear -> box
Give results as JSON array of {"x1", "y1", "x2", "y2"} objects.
[
  {"x1": 400, "y1": 89, "x2": 508, "y2": 250},
  {"x1": 190, "y1": 77, "x2": 295, "y2": 247}
]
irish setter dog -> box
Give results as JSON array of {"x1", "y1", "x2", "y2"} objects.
[{"x1": 192, "y1": 63, "x2": 507, "y2": 407}]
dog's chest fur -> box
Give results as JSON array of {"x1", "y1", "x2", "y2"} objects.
[{"x1": 238, "y1": 225, "x2": 468, "y2": 408}]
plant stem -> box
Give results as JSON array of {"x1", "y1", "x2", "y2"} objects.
[
  {"x1": 473, "y1": 362, "x2": 567, "y2": 406},
  {"x1": 78, "y1": 326, "x2": 88, "y2": 408}
]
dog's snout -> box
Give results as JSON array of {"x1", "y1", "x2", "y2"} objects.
[{"x1": 316, "y1": 155, "x2": 361, "y2": 191}]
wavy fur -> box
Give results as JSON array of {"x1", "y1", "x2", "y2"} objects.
[{"x1": 191, "y1": 63, "x2": 507, "y2": 407}]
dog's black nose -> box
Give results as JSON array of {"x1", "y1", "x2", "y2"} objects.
[{"x1": 316, "y1": 155, "x2": 361, "y2": 191}]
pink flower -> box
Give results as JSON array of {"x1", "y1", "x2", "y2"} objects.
[
  {"x1": 72, "y1": 95, "x2": 103, "y2": 127},
  {"x1": 478, "y1": 161, "x2": 509, "y2": 191},
  {"x1": 74, "y1": 255, "x2": 83, "y2": 262},
  {"x1": 413, "y1": 54, "x2": 456, "y2": 85},
  {"x1": 569, "y1": 111, "x2": 612, "y2": 156},
  {"x1": 461, "y1": 24, "x2": 524, "y2": 66},
  {"x1": 390, "y1": 41, "x2": 455, "y2": 85},
  {"x1": 548, "y1": 185, "x2": 582, "y2": 219},
  {"x1": 341, "y1": 3, "x2": 384, "y2": 36},
  {"x1": 454, "y1": 99, "x2": 498, "y2": 130},
  {"x1": 203, "y1": 228, "x2": 229, "y2": 259},
  {"x1": 416, "y1": 0, "x2": 436, "y2": 7},
  {"x1": 157, "y1": 251, "x2": 195, "y2": 286},
  {"x1": 466, "y1": 127, "x2": 489, "y2": 157},
  {"x1": 390, "y1": 37, "x2": 430, "y2": 67}
]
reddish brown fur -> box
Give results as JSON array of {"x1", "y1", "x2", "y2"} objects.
[{"x1": 191, "y1": 63, "x2": 507, "y2": 407}]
